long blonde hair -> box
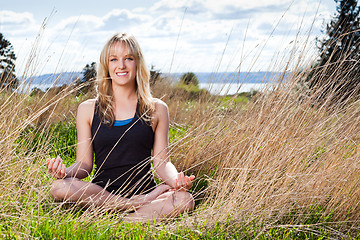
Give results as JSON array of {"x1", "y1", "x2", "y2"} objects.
[{"x1": 96, "y1": 32, "x2": 155, "y2": 125}]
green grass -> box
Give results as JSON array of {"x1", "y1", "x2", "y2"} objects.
[
  {"x1": 217, "y1": 93, "x2": 252, "y2": 105},
  {"x1": 8, "y1": 120, "x2": 359, "y2": 239},
  {"x1": 0, "y1": 207, "x2": 348, "y2": 239},
  {"x1": 17, "y1": 119, "x2": 77, "y2": 165}
]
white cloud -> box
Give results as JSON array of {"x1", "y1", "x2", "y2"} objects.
[
  {"x1": 0, "y1": 10, "x2": 35, "y2": 25},
  {"x1": 0, "y1": 0, "x2": 336, "y2": 76},
  {"x1": 0, "y1": 11, "x2": 39, "y2": 36},
  {"x1": 56, "y1": 15, "x2": 102, "y2": 32},
  {"x1": 206, "y1": 0, "x2": 293, "y2": 10},
  {"x1": 151, "y1": 0, "x2": 204, "y2": 12}
]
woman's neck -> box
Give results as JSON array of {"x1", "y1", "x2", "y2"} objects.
[
  {"x1": 112, "y1": 90, "x2": 138, "y2": 120},
  {"x1": 112, "y1": 83, "x2": 137, "y2": 100},
  {"x1": 112, "y1": 85, "x2": 137, "y2": 108}
]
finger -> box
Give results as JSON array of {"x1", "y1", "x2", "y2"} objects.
[
  {"x1": 52, "y1": 157, "x2": 61, "y2": 173},
  {"x1": 56, "y1": 156, "x2": 63, "y2": 171},
  {"x1": 47, "y1": 158, "x2": 55, "y2": 173},
  {"x1": 189, "y1": 175, "x2": 195, "y2": 181},
  {"x1": 176, "y1": 173, "x2": 183, "y2": 189},
  {"x1": 54, "y1": 157, "x2": 64, "y2": 178},
  {"x1": 182, "y1": 176, "x2": 191, "y2": 190},
  {"x1": 181, "y1": 173, "x2": 186, "y2": 187},
  {"x1": 60, "y1": 164, "x2": 66, "y2": 178},
  {"x1": 180, "y1": 173, "x2": 188, "y2": 190},
  {"x1": 179, "y1": 172, "x2": 185, "y2": 186},
  {"x1": 57, "y1": 162, "x2": 66, "y2": 178}
]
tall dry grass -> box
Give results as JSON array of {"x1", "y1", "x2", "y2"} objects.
[
  {"x1": 1, "y1": 31, "x2": 360, "y2": 238},
  {"x1": 150, "y1": 48, "x2": 360, "y2": 237},
  {"x1": 0, "y1": 80, "x2": 95, "y2": 237}
]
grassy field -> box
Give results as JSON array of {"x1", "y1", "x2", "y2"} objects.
[
  {"x1": 0, "y1": 34, "x2": 360, "y2": 238},
  {"x1": 1, "y1": 66, "x2": 360, "y2": 239}
]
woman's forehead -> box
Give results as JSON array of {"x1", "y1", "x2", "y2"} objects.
[{"x1": 109, "y1": 41, "x2": 134, "y2": 55}]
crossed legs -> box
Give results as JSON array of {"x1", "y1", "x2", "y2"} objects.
[{"x1": 50, "y1": 178, "x2": 194, "y2": 221}]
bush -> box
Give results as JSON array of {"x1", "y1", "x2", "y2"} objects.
[{"x1": 180, "y1": 72, "x2": 199, "y2": 86}]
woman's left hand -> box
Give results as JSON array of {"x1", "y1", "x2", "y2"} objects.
[{"x1": 175, "y1": 172, "x2": 195, "y2": 191}]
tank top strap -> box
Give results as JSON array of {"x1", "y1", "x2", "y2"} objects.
[
  {"x1": 92, "y1": 101, "x2": 101, "y2": 125},
  {"x1": 134, "y1": 102, "x2": 140, "y2": 120}
]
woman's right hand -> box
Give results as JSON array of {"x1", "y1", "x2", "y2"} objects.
[{"x1": 46, "y1": 156, "x2": 66, "y2": 179}]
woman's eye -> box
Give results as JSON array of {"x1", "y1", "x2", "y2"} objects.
[
  {"x1": 126, "y1": 57, "x2": 134, "y2": 61},
  {"x1": 110, "y1": 58, "x2": 117, "y2": 62}
]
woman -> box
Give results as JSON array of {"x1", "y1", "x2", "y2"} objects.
[{"x1": 47, "y1": 32, "x2": 195, "y2": 221}]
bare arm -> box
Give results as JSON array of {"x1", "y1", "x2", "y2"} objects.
[
  {"x1": 152, "y1": 99, "x2": 194, "y2": 190},
  {"x1": 47, "y1": 99, "x2": 95, "y2": 179}
]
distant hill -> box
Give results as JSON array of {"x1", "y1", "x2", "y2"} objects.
[{"x1": 21, "y1": 72, "x2": 82, "y2": 86}]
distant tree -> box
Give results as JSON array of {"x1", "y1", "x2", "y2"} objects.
[
  {"x1": 83, "y1": 62, "x2": 97, "y2": 82},
  {"x1": 150, "y1": 65, "x2": 163, "y2": 86},
  {"x1": 309, "y1": 0, "x2": 360, "y2": 105},
  {"x1": 180, "y1": 72, "x2": 199, "y2": 86},
  {"x1": 0, "y1": 33, "x2": 18, "y2": 90},
  {"x1": 76, "y1": 62, "x2": 96, "y2": 95},
  {"x1": 30, "y1": 87, "x2": 44, "y2": 97}
]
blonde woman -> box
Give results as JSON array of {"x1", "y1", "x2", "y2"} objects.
[{"x1": 47, "y1": 32, "x2": 194, "y2": 221}]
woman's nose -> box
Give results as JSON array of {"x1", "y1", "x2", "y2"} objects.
[{"x1": 118, "y1": 60, "x2": 125, "y2": 69}]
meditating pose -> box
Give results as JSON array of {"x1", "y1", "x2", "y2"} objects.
[{"x1": 47, "y1": 32, "x2": 195, "y2": 221}]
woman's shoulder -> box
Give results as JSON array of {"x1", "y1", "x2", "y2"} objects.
[
  {"x1": 77, "y1": 99, "x2": 97, "y2": 122},
  {"x1": 78, "y1": 98, "x2": 97, "y2": 110},
  {"x1": 152, "y1": 98, "x2": 168, "y2": 112},
  {"x1": 151, "y1": 98, "x2": 169, "y2": 129}
]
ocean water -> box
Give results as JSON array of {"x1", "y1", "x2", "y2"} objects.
[
  {"x1": 170, "y1": 71, "x2": 284, "y2": 84},
  {"x1": 199, "y1": 83, "x2": 271, "y2": 95},
  {"x1": 171, "y1": 71, "x2": 281, "y2": 95}
]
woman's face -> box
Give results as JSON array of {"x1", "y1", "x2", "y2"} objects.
[{"x1": 108, "y1": 42, "x2": 137, "y2": 87}]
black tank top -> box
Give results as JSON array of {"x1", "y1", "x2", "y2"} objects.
[{"x1": 91, "y1": 102, "x2": 157, "y2": 197}]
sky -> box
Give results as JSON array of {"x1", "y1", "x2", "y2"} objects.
[{"x1": 0, "y1": 0, "x2": 339, "y2": 76}]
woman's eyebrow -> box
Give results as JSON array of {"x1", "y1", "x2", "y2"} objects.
[{"x1": 109, "y1": 53, "x2": 134, "y2": 57}]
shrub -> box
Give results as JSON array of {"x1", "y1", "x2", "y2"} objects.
[{"x1": 180, "y1": 72, "x2": 199, "y2": 86}]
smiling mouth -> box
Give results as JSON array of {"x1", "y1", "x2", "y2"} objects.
[{"x1": 116, "y1": 72, "x2": 127, "y2": 76}]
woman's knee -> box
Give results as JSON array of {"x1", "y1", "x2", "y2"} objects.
[
  {"x1": 173, "y1": 191, "x2": 195, "y2": 212},
  {"x1": 50, "y1": 178, "x2": 78, "y2": 200}
]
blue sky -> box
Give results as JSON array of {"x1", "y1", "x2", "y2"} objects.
[{"x1": 0, "y1": 0, "x2": 339, "y2": 75}]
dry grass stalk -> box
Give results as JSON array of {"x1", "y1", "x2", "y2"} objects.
[{"x1": 1, "y1": 27, "x2": 360, "y2": 238}]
